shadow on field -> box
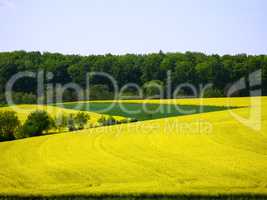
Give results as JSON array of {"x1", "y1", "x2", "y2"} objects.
[{"x1": 1, "y1": 194, "x2": 267, "y2": 200}]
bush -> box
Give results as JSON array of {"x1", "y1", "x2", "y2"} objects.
[
  {"x1": 98, "y1": 116, "x2": 137, "y2": 126},
  {"x1": 0, "y1": 94, "x2": 5, "y2": 105},
  {"x1": 0, "y1": 92, "x2": 36, "y2": 105},
  {"x1": 88, "y1": 84, "x2": 113, "y2": 100},
  {"x1": 66, "y1": 113, "x2": 90, "y2": 131},
  {"x1": 202, "y1": 88, "x2": 224, "y2": 98},
  {"x1": 67, "y1": 114, "x2": 76, "y2": 131},
  {"x1": 15, "y1": 92, "x2": 37, "y2": 104},
  {"x1": 119, "y1": 118, "x2": 138, "y2": 124},
  {"x1": 128, "y1": 118, "x2": 138, "y2": 123},
  {"x1": 143, "y1": 80, "x2": 164, "y2": 98},
  {"x1": 0, "y1": 111, "x2": 21, "y2": 141},
  {"x1": 20, "y1": 110, "x2": 54, "y2": 137},
  {"x1": 54, "y1": 114, "x2": 68, "y2": 132},
  {"x1": 105, "y1": 116, "x2": 117, "y2": 125},
  {"x1": 14, "y1": 129, "x2": 27, "y2": 139},
  {"x1": 74, "y1": 112, "x2": 90, "y2": 130},
  {"x1": 97, "y1": 115, "x2": 117, "y2": 126},
  {"x1": 97, "y1": 115, "x2": 106, "y2": 126}
]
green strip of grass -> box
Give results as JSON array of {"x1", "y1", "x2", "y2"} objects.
[{"x1": 56, "y1": 102, "x2": 231, "y2": 121}]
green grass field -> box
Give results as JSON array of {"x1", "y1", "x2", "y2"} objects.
[
  {"x1": 57, "y1": 102, "x2": 230, "y2": 121},
  {"x1": 0, "y1": 97, "x2": 267, "y2": 199}
]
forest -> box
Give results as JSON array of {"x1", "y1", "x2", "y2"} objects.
[{"x1": 0, "y1": 51, "x2": 266, "y2": 104}]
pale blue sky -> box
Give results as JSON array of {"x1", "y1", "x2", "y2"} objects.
[{"x1": 0, "y1": 0, "x2": 266, "y2": 55}]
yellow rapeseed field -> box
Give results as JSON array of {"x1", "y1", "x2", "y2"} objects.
[{"x1": 0, "y1": 97, "x2": 266, "y2": 196}]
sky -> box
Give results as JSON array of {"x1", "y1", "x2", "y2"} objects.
[{"x1": 0, "y1": 0, "x2": 266, "y2": 55}]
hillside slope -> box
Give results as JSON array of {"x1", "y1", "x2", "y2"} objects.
[{"x1": 0, "y1": 97, "x2": 266, "y2": 196}]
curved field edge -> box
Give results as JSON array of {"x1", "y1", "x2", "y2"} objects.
[
  {"x1": 57, "y1": 102, "x2": 233, "y2": 121},
  {"x1": 59, "y1": 96, "x2": 262, "y2": 107},
  {"x1": 0, "y1": 104, "x2": 125, "y2": 125},
  {"x1": 0, "y1": 97, "x2": 266, "y2": 196}
]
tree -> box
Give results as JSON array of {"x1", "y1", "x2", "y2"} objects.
[
  {"x1": 143, "y1": 80, "x2": 164, "y2": 98},
  {"x1": 67, "y1": 114, "x2": 76, "y2": 131},
  {"x1": 97, "y1": 115, "x2": 117, "y2": 126},
  {"x1": 88, "y1": 84, "x2": 112, "y2": 100},
  {"x1": 196, "y1": 56, "x2": 228, "y2": 92},
  {"x1": 141, "y1": 53, "x2": 165, "y2": 84},
  {"x1": 263, "y1": 56, "x2": 267, "y2": 95},
  {"x1": 0, "y1": 111, "x2": 20, "y2": 141},
  {"x1": 20, "y1": 110, "x2": 54, "y2": 137},
  {"x1": 97, "y1": 115, "x2": 106, "y2": 126},
  {"x1": 202, "y1": 87, "x2": 224, "y2": 98},
  {"x1": 0, "y1": 51, "x2": 265, "y2": 100},
  {"x1": 74, "y1": 112, "x2": 90, "y2": 130},
  {"x1": 54, "y1": 114, "x2": 68, "y2": 132},
  {"x1": 105, "y1": 116, "x2": 117, "y2": 125},
  {"x1": 174, "y1": 60, "x2": 196, "y2": 85}
]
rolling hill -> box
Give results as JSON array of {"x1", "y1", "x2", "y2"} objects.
[{"x1": 0, "y1": 97, "x2": 266, "y2": 197}]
